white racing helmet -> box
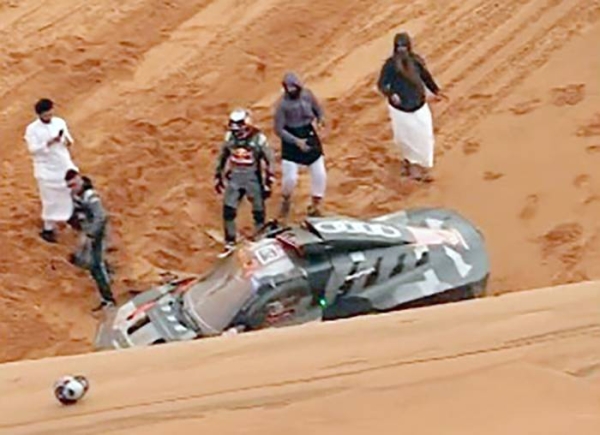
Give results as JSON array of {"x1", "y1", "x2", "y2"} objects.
[
  {"x1": 228, "y1": 108, "x2": 252, "y2": 139},
  {"x1": 53, "y1": 375, "x2": 90, "y2": 405}
]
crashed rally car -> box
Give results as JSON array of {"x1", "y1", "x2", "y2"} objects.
[{"x1": 95, "y1": 207, "x2": 490, "y2": 350}]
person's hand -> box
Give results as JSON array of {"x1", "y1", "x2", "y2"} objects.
[
  {"x1": 47, "y1": 136, "x2": 61, "y2": 146},
  {"x1": 317, "y1": 118, "x2": 325, "y2": 129},
  {"x1": 47, "y1": 130, "x2": 64, "y2": 146},
  {"x1": 390, "y1": 94, "x2": 401, "y2": 105},
  {"x1": 263, "y1": 184, "x2": 272, "y2": 199},
  {"x1": 266, "y1": 171, "x2": 275, "y2": 187},
  {"x1": 296, "y1": 138, "x2": 309, "y2": 152},
  {"x1": 431, "y1": 91, "x2": 449, "y2": 103},
  {"x1": 214, "y1": 175, "x2": 225, "y2": 194}
]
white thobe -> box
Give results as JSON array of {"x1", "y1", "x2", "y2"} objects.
[
  {"x1": 387, "y1": 103, "x2": 435, "y2": 168},
  {"x1": 24, "y1": 116, "x2": 78, "y2": 222}
]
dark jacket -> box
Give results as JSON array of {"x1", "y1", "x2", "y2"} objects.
[
  {"x1": 274, "y1": 72, "x2": 324, "y2": 144},
  {"x1": 72, "y1": 177, "x2": 107, "y2": 238},
  {"x1": 377, "y1": 54, "x2": 440, "y2": 112},
  {"x1": 274, "y1": 72, "x2": 325, "y2": 164}
]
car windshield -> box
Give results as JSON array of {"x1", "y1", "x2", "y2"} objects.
[{"x1": 182, "y1": 240, "x2": 295, "y2": 335}]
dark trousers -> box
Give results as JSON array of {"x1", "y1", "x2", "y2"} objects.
[
  {"x1": 74, "y1": 226, "x2": 114, "y2": 303},
  {"x1": 223, "y1": 179, "x2": 265, "y2": 243}
]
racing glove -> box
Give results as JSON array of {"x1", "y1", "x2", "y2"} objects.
[{"x1": 214, "y1": 174, "x2": 225, "y2": 194}]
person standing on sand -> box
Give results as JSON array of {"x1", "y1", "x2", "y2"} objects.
[
  {"x1": 377, "y1": 32, "x2": 448, "y2": 182},
  {"x1": 24, "y1": 98, "x2": 78, "y2": 243},
  {"x1": 65, "y1": 169, "x2": 116, "y2": 312},
  {"x1": 273, "y1": 72, "x2": 327, "y2": 220},
  {"x1": 214, "y1": 108, "x2": 275, "y2": 254}
]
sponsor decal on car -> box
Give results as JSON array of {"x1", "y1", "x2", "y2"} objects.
[
  {"x1": 408, "y1": 227, "x2": 469, "y2": 249},
  {"x1": 254, "y1": 242, "x2": 285, "y2": 265},
  {"x1": 313, "y1": 220, "x2": 403, "y2": 239}
]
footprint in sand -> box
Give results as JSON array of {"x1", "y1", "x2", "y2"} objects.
[
  {"x1": 539, "y1": 222, "x2": 583, "y2": 254},
  {"x1": 583, "y1": 195, "x2": 600, "y2": 205},
  {"x1": 550, "y1": 84, "x2": 585, "y2": 107},
  {"x1": 573, "y1": 174, "x2": 590, "y2": 189},
  {"x1": 519, "y1": 194, "x2": 539, "y2": 220},
  {"x1": 585, "y1": 144, "x2": 600, "y2": 154},
  {"x1": 161, "y1": 117, "x2": 191, "y2": 131},
  {"x1": 462, "y1": 140, "x2": 480, "y2": 155},
  {"x1": 576, "y1": 113, "x2": 600, "y2": 137},
  {"x1": 483, "y1": 171, "x2": 503, "y2": 181},
  {"x1": 468, "y1": 93, "x2": 493, "y2": 101},
  {"x1": 509, "y1": 98, "x2": 541, "y2": 115}
]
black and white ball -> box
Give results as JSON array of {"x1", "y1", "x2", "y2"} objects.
[{"x1": 53, "y1": 375, "x2": 89, "y2": 405}]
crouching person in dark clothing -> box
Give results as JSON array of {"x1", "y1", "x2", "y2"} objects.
[{"x1": 65, "y1": 169, "x2": 116, "y2": 311}]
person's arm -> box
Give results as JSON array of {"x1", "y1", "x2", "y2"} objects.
[
  {"x1": 257, "y1": 133, "x2": 275, "y2": 184},
  {"x1": 414, "y1": 55, "x2": 440, "y2": 95},
  {"x1": 377, "y1": 58, "x2": 396, "y2": 97},
  {"x1": 214, "y1": 139, "x2": 230, "y2": 178},
  {"x1": 306, "y1": 89, "x2": 325, "y2": 124},
  {"x1": 62, "y1": 121, "x2": 74, "y2": 147},
  {"x1": 273, "y1": 102, "x2": 301, "y2": 144},
  {"x1": 24, "y1": 127, "x2": 48, "y2": 154}
]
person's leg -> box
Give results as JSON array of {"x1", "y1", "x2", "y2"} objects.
[
  {"x1": 38, "y1": 182, "x2": 57, "y2": 242},
  {"x1": 38, "y1": 181, "x2": 74, "y2": 242},
  {"x1": 70, "y1": 233, "x2": 92, "y2": 269},
  {"x1": 307, "y1": 156, "x2": 327, "y2": 216},
  {"x1": 223, "y1": 184, "x2": 243, "y2": 245},
  {"x1": 249, "y1": 181, "x2": 266, "y2": 236},
  {"x1": 279, "y1": 160, "x2": 298, "y2": 221},
  {"x1": 89, "y1": 229, "x2": 115, "y2": 309},
  {"x1": 408, "y1": 104, "x2": 435, "y2": 182}
]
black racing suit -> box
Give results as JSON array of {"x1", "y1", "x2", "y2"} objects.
[
  {"x1": 215, "y1": 128, "x2": 275, "y2": 244},
  {"x1": 71, "y1": 179, "x2": 115, "y2": 304}
]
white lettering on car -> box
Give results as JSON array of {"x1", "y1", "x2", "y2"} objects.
[{"x1": 314, "y1": 221, "x2": 402, "y2": 239}]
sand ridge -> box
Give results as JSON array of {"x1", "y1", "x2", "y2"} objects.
[{"x1": 0, "y1": 281, "x2": 598, "y2": 434}]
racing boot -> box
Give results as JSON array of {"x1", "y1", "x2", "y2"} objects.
[
  {"x1": 218, "y1": 241, "x2": 236, "y2": 258},
  {"x1": 91, "y1": 298, "x2": 116, "y2": 312}
]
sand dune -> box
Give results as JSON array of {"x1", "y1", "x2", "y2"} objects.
[
  {"x1": 0, "y1": 0, "x2": 599, "y2": 364},
  {"x1": 0, "y1": 281, "x2": 598, "y2": 434}
]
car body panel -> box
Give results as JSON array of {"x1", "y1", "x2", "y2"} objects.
[{"x1": 95, "y1": 207, "x2": 489, "y2": 350}]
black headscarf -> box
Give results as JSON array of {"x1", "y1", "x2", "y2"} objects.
[{"x1": 392, "y1": 32, "x2": 424, "y2": 91}]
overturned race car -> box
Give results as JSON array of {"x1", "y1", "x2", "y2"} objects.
[{"x1": 95, "y1": 207, "x2": 490, "y2": 350}]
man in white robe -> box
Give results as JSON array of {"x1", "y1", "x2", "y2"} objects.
[
  {"x1": 24, "y1": 98, "x2": 78, "y2": 243},
  {"x1": 377, "y1": 32, "x2": 448, "y2": 182}
]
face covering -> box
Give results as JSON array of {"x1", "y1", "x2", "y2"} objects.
[{"x1": 285, "y1": 85, "x2": 301, "y2": 99}]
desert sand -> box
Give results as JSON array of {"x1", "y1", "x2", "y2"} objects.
[
  {"x1": 0, "y1": 0, "x2": 599, "y2": 419},
  {"x1": 0, "y1": 281, "x2": 598, "y2": 434}
]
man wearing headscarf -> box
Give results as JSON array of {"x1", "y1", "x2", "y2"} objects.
[
  {"x1": 24, "y1": 98, "x2": 78, "y2": 242},
  {"x1": 273, "y1": 72, "x2": 326, "y2": 220},
  {"x1": 377, "y1": 32, "x2": 448, "y2": 182}
]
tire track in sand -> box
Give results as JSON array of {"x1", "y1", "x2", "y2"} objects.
[{"x1": 438, "y1": 0, "x2": 600, "y2": 141}]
